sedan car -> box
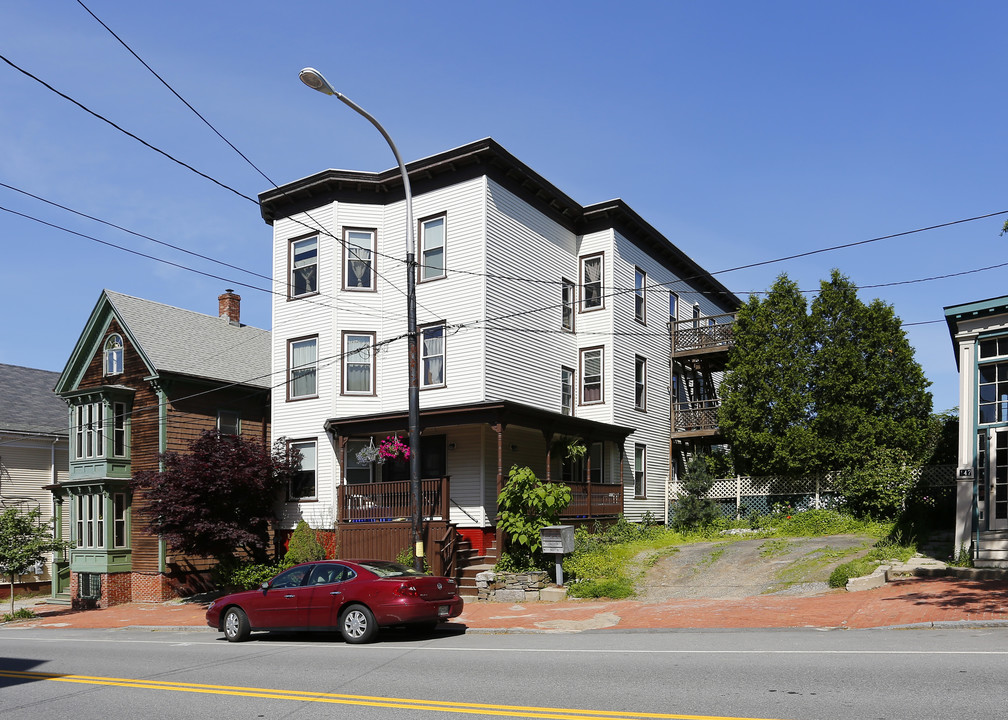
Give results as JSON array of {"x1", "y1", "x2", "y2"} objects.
[{"x1": 206, "y1": 559, "x2": 463, "y2": 644}]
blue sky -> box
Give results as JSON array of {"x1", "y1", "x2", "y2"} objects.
[{"x1": 1, "y1": 1, "x2": 1005, "y2": 412}]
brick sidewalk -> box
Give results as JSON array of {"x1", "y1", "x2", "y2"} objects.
[{"x1": 7, "y1": 575, "x2": 1008, "y2": 633}]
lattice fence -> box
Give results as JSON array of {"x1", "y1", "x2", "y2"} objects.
[{"x1": 669, "y1": 465, "x2": 956, "y2": 520}]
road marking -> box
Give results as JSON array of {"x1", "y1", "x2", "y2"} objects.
[{"x1": 0, "y1": 669, "x2": 786, "y2": 720}]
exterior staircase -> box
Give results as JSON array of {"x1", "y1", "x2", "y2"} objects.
[
  {"x1": 455, "y1": 535, "x2": 497, "y2": 600},
  {"x1": 975, "y1": 530, "x2": 1008, "y2": 568}
]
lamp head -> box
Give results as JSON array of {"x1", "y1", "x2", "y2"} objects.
[{"x1": 299, "y1": 67, "x2": 336, "y2": 96}]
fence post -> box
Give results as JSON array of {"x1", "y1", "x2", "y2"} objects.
[
  {"x1": 815, "y1": 475, "x2": 820, "y2": 510},
  {"x1": 736, "y1": 475, "x2": 742, "y2": 520}
]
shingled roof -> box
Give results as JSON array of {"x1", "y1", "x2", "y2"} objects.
[
  {"x1": 103, "y1": 291, "x2": 272, "y2": 389},
  {"x1": 0, "y1": 363, "x2": 67, "y2": 436}
]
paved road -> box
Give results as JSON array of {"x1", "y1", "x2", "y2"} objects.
[{"x1": 1, "y1": 626, "x2": 1005, "y2": 719}]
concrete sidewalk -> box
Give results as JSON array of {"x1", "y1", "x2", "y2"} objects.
[{"x1": 6, "y1": 573, "x2": 1008, "y2": 633}]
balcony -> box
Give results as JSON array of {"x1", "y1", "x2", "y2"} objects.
[
  {"x1": 672, "y1": 398, "x2": 722, "y2": 439},
  {"x1": 559, "y1": 482, "x2": 623, "y2": 520},
  {"x1": 670, "y1": 312, "x2": 735, "y2": 358}
]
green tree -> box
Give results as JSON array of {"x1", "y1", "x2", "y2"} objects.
[
  {"x1": 809, "y1": 270, "x2": 933, "y2": 472},
  {"x1": 672, "y1": 454, "x2": 720, "y2": 531},
  {"x1": 496, "y1": 465, "x2": 571, "y2": 571},
  {"x1": 0, "y1": 506, "x2": 65, "y2": 614},
  {"x1": 284, "y1": 520, "x2": 327, "y2": 565},
  {"x1": 719, "y1": 275, "x2": 817, "y2": 475}
]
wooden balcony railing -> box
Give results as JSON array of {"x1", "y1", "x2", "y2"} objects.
[
  {"x1": 670, "y1": 313, "x2": 735, "y2": 355},
  {"x1": 338, "y1": 477, "x2": 450, "y2": 523},
  {"x1": 672, "y1": 399, "x2": 721, "y2": 434},
  {"x1": 560, "y1": 482, "x2": 623, "y2": 519}
]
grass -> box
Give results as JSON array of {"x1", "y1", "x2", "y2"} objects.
[
  {"x1": 827, "y1": 539, "x2": 918, "y2": 588},
  {"x1": 562, "y1": 509, "x2": 909, "y2": 599},
  {"x1": 2, "y1": 608, "x2": 36, "y2": 622}
]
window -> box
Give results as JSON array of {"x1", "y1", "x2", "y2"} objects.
[
  {"x1": 289, "y1": 440, "x2": 317, "y2": 501},
  {"x1": 75, "y1": 494, "x2": 104, "y2": 549},
  {"x1": 384, "y1": 435, "x2": 446, "y2": 482},
  {"x1": 979, "y1": 362, "x2": 1008, "y2": 424},
  {"x1": 669, "y1": 292, "x2": 678, "y2": 324},
  {"x1": 635, "y1": 355, "x2": 647, "y2": 411},
  {"x1": 634, "y1": 444, "x2": 646, "y2": 498},
  {"x1": 217, "y1": 410, "x2": 240, "y2": 436},
  {"x1": 270, "y1": 565, "x2": 311, "y2": 589},
  {"x1": 344, "y1": 228, "x2": 375, "y2": 290},
  {"x1": 580, "y1": 347, "x2": 603, "y2": 404},
  {"x1": 345, "y1": 439, "x2": 375, "y2": 484},
  {"x1": 113, "y1": 402, "x2": 128, "y2": 456},
  {"x1": 113, "y1": 493, "x2": 127, "y2": 547},
  {"x1": 104, "y1": 334, "x2": 123, "y2": 375},
  {"x1": 421, "y1": 324, "x2": 445, "y2": 388},
  {"x1": 420, "y1": 215, "x2": 446, "y2": 281},
  {"x1": 559, "y1": 442, "x2": 604, "y2": 484},
  {"x1": 290, "y1": 236, "x2": 318, "y2": 297},
  {"x1": 561, "y1": 279, "x2": 575, "y2": 331},
  {"x1": 581, "y1": 254, "x2": 603, "y2": 311},
  {"x1": 561, "y1": 366, "x2": 574, "y2": 416},
  {"x1": 692, "y1": 303, "x2": 701, "y2": 329},
  {"x1": 343, "y1": 332, "x2": 375, "y2": 394},
  {"x1": 588, "y1": 442, "x2": 604, "y2": 483},
  {"x1": 288, "y1": 337, "x2": 318, "y2": 400},
  {"x1": 634, "y1": 267, "x2": 646, "y2": 323},
  {"x1": 74, "y1": 402, "x2": 104, "y2": 460},
  {"x1": 980, "y1": 337, "x2": 1008, "y2": 359}
]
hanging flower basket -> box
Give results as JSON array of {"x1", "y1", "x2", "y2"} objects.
[
  {"x1": 355, "y1": 439, "x2": 384, "y2": 466},
  {"x1": 379, "y1": 435, "x2": 411, "y2": 463}
]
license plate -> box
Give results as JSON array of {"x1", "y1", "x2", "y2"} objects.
[{"x1": 438, "y1": 605, "x2": 449, "y2": 617}]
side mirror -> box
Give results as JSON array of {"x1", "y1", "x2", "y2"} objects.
[{"x1": 260, "y1": 581, "x2": 270, "y2": 591}]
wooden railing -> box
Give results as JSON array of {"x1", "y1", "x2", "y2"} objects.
[
  {"x1": 338, "y1": 477, "x2": 450, "y2": 523},
  {"x1": 560, "y1": 482, "x2": 623, "y2": 519},
  {"x1": 670, "y1": 313, "x2": 735, "y2": 354},
  {"x1": 672, "y1": 399, "x2": 721, "y2": 433}
]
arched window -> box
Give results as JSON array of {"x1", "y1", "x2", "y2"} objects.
[{"x1": 104, "y1": 334, "x2": 123, "y2": 375}]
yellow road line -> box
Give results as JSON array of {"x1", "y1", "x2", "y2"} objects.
[{"x1": 0, "y1": 670, "x2": 787, "y2": 720}]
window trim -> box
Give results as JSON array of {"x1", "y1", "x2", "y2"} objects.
[
  {"x1": 579, "y1": 253, "x2": 604, "y2": 312},
  {"x1": 634, "y1": 355, "x2": 647, "y2": 412},
  {"x1": 288, "y1": 234, "x2": 320, "y2": 299},
  {"x1": 418, "y1": 213, "x2": 447, "y2": 283},
  {"x1": 580, "y1": 346, "x2": 604, "y2": 405},
  {"x1": 561, "y1": 278, "x2": 576, "y2": 332},
  {"x1": 342, "y1": 331, "x2": 376, "y2": 396},
  {"x1": 104, "y1": 334, "x2": 123, "y2": 376},
  {"x1": 342, "y1": 227, "x2": 377, "y2": 292},
  {"x1": 669, "y1": 291, "x2": 678, "y2": 324},
  {"x1": 634, "y1": 267, "x2": 646, "y2": 324},
  {"x1": 420, "y1": 322, "x2": 446, "y2": 389},
  {"x1": 287, "y1": 438, "x2": 318, "y2": 502},
  {"x1": 74, "y1": 401, "x2": 105, "y2": 460},
  {"x1": 217, "y1": 409, "x2": 241, "y2": 436},
  {"x1": 561, "y1": 366, "x2": 575, "y2": 416},
  {"x1": 634, "y1": 444, "x2": 646, "y2": 499},
  {"x1": 287, "y1": 335, "x2": 319, "y2": 402}
]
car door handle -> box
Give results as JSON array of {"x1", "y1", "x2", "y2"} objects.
[
  {"x1": 284, "y1": 594, "x2": 295, "y2": 599},
  {"x1": 330, "y1": 591, "x2": 342, "y2": 596}
]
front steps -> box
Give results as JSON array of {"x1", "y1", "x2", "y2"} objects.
[{"x1": 454, "y1": 535, "x2": 497, "y2": 599}]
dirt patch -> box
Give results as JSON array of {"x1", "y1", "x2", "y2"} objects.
[{"x1": 632, "y1": 534, "x2": 874, "y2": 602}]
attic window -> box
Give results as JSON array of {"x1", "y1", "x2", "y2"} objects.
[{"x1": 104, "y1": 334, "x2": 123, "y2": 375}]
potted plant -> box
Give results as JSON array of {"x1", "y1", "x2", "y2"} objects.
[
  {"x1": 378, "y1": 435, "x2": 411, "y2": 463},
  {"x1": 355, "y1": 438, "x2": 384, "y2": 466}
]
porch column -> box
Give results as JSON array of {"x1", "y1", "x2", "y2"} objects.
[
  {"x1": 493, "y1": 422, "x2": 505, "y2": 556},
  {"x1": 542, "y1": 430, "x2": 554, "y2": 482}
]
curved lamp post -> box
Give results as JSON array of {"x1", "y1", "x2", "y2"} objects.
[{"x1": 299, "y1": 68, "x2": 424, "y2": 572}]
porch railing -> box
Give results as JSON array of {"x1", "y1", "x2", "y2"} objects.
[
  {"x1": 338, "y1": 476, "x2": 450, "y2": 523},
  {"x1": 672, "y1": 399, "x2": 721, "y2": 433},
  {"x1": 560, "y1": 482, "x2": 623, "y2": 520},
  {"x1": 670, "y1": 312, "x2": 735, "y2": 355}
]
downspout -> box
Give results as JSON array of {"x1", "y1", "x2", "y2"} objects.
[{"x1": 157, "y1": 383, "x2": 168, "y2": 574}]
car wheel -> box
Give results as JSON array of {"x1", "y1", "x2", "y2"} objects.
[
  {"x1": 340, "y1": 604, "x2": 377, "y2": 644},
  {"x1": 223, "y1": 607, "x2": 250, "y2": 642}
]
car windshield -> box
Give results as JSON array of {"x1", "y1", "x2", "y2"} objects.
[{"x1": 358, "y1": 560, "x2": 427, "y2": 578}]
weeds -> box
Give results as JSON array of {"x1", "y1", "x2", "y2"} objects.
[{"x1": 2, "y1": 608, "x2": 36, "y2": 622}]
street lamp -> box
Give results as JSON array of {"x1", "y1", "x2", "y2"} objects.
[{"x1": 299, "y1": 68, "x2": 424, "y2": 572}]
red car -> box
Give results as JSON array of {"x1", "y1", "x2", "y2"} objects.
[{"x1": 206, "y1": 559, "x2": 464, "y2": 644}]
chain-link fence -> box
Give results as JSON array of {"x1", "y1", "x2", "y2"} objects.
[{"x1": 669, "y1": 465, "x2": 956, "y2": 520}]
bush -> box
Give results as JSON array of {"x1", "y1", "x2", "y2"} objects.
[
  {"x1": 672, "y1": 455, "x2": 720, "y2": 531},
  {"x1": 835, "y1": 448, "x2": 918, "y2": 520},
  {"x1": 496, "y1": 465, "x2": 571, "y2": 571},
  {"x1": 395, "y1": 547, "x2": 431, "y2": 574},
  {"x1": 2, "y1": 608, "x2": 36, "y2": 622},
  {"x1": 566, "y1": 577, "x2": 635, "y2": 599},
  {"x1": 213, "y1": 560, "x2": 289, "y2": 591},
  {"x1": 285, "y1": 520, "x2": 328, "y2": 565}
]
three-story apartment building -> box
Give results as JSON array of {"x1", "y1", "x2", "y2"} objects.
[{"x1": 260, "y1": 139, "x2": 738, "y2": 572}]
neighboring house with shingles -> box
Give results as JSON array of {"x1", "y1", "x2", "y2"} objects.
[
  {"x1": 946, "y1": 295, "x2": 1008, "y2": 566},
  {"x1": 0, "y1": 363, "x2": 70, "y2": 598},
  {"x1": 258, "y1": 138, "x2": 739, "y2": 583},
  {"x1": 51, "y1": 289, "x2": 271, "y2": 606}
]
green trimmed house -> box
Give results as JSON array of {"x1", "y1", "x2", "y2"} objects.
[
  {"x1": 946, "y1": 295, "x2": 1008, "y2": 566},
  {"x1": 52, "y1": 289, "x2": 271, "y2": 606}
]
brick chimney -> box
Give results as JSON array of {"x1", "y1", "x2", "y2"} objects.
[{"x1": 218, "y1": 289, "x2": 241, "y2": 325}]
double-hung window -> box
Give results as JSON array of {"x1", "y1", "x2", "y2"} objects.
[
  {"x1": 344, "y1": 229, "x2": 375, "y2": 290},
  {"x1": 113, "y1": 493, "x2": 127, "y2": 547},
  {"x1": 635, "y1": 355, "x2": 647, "y2": 411},
  {"x1": 289, "y1": 439, "x2": 317, "y2": 501},
  {"x1": 581, "y1": 347, "x2": 603, "y2": 404},
  {"x1": 104, "y1": 334, "x2": 123, "y2": 375},
  {"x1": 343, "y1": 332, "x2": 375, "y2": 395},
  {"x1": 290, "y1": 236, "x2": 318, "y2": 297},
  {"x1": 634, "y1": 444, "x2": 646, "y2": 498},
  {"x1": 75, "y1": 402, "x2": 104, "y2": 460},
  {"x1": 75, "y1": 494, "x2": 104, "y2": 549},
  {"x1": 669, "y1": 292, "x2": 678, "y2": 325},
  {"x1": 581, "y1": 253, "x2": 603, "y2": 311},
  {"x1": 113, "y1": 402, "x2": 128, "y2": 456},
  {"x1": 420, "y1": 215, "x2": 446, "y2": 282},
  {"x1": 634, "y1": 267, "x2": 646, "y2": 324},
  {"x1": 979, "y1": 336, "x2": 1008, "y2": 424},
  {"x1": 561, "y1": 279, "x2": 575, "y2": 331},
  {"x1": 421, "y1": 324, "x2": 445, "y2": 388},
  {"x1": 288, "y1": 337, "x2": 318, "y2": 400},
  {"x1": 561, "y1": 366, "x2": 574, "y2": 416},
  {"x1": 217, "y1": 410, "x2": 240, "y2": 436}
]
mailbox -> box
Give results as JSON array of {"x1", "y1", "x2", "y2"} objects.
[{"x1": 541, "y1": 525, "x2": 575, "y2": 555}]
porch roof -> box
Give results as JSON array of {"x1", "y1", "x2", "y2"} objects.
[{"x1": 323, "y1": 400, "x2": 635, "y2": 444}]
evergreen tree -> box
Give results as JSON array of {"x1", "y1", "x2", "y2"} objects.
[
  {"x1": 284, "y1": 520, "x2": 327, "y2": 565},
  {"x1": 672, "y1": 455, "x2": 720, "y2": 531}
]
